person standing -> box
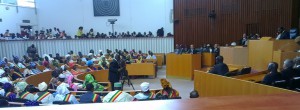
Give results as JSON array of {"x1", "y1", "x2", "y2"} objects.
[{"x1": 109, "y1": 54, "x2": 123, "y2": 91}]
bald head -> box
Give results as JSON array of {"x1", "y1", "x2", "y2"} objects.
[{"x1": 283, "y1": 59, "x2": 294, "y2": 69}]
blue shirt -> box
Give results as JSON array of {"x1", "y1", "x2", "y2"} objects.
[{"x1": 80, "y1": 91, "x2": 102, "y2": 103}]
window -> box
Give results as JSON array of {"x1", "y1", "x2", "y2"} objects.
[
  {"x1": 17, "y1": 0, "x2": 35, "y2": 8},
  {"x1": 0, "y1": 0, "x2": 35, "y2": 8}
]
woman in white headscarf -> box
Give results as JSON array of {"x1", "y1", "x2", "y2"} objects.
[
  {"x1": 33, "y1": 82, "x2": 54, "y2": 104},
  {"x1": 134, "y1": 82, "x2": 156, "y2": 100},
  {"x1": 54, "y1": 83, "x2": 79, "y2": 104}
]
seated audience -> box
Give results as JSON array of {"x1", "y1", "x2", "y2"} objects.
[
  {"x1": 146, "y1": 51, "x2": 156, "y2": 59},
  {"x1": 80, "y1": 83, "x2": 102, "y2": 103},
  {"x1": 34, "y1": 82, "x2": 54, "y2": 104},
  {"x1": 276, "y1": 27, "x2": 290, "y2": 40},
  {"x1": 54, "y1": 83, "x2": 79, "y2": 104},
  {"x1": 187, "y1": 44, "x2": 198, "y2": 54},
  {"x1": 86, "y1": 60, "x2": 97, "y2": 72},
  {"x1": 88, "y1": 28, "x2": 94, "y2": 38},
  {"x1": 3, "y1": 83, "x2": 16, "y2": 100},
  {"x1": 157, "y1": 27, "x2": 164, "y2": 37},
  {"x1": 209, "y1": 56, "x2": 229, "y2": 76},
  {"x1": 67, "y1": 75, "x2": 79, "y2": 91},
  {"x1": 262, "y1": 62, "x2": 283, "y2": 85},
  {"x1": 83, "y1": 74, "x2": 104, "y2": 91},
  {"x1": 240, "y1": 33, "x2": 248, "y2": 46},
  {"x1": 4, "y1": 30, "x2": 10, "y2": 37},
  {"x1": 156, "y1": 79, "x2": 179, "y2": 99},
  {"x1": 10, "y1": 66, "x2": 24, "y2": 81},
  {"x1": 76, "y1": 26, "x2": 84, "y2": 38},
  {"x1": 15, "y1": 82, "x2": 34, "y2": 101},
  {"x1": 102, "y1": 83, "x2": 134, "y2": 102},
  {"x1": 13, "y1": 56, "x2": 25, "y2": 69},
  {"x1": 190, "y1": 90, "x2": 199, "y2": 98},
  {"x1": 293, "y1": 57, "x2": 300, "y2": 76},
  {"x1": 30, "y1": 62, "x2": 41, "y2": 74},
  {"x1": 134, "y1": 82, "x2": 156, "y2": 100},
  {"x1": 281, "y1": 59, "x2": 296, "y2": 82}
]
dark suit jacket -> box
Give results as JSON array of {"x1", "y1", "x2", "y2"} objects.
[
  {"x1": 209, "y1": 63, "x2": 229, "y2": 76},
  {"x1": 281, "y1": 67, "x2": 296, "y2": 81},
  {"x1": 262, "y1": 72, "x2": 282, "y2": 85},
  {"x1": 79, "y1": 91, "x2": 102, "y2": 103},
  {"x1": 279, "y1": 31, "x2": 290, "y2": 39},
  {"x1": 187, "y1": 49, "x2": 198, "y2": 54},
  {"x1": 109, "y1": 59, "x2": 120, "y2": 82}
]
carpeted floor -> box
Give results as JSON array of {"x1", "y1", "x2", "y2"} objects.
[{"x1": 123, "y1": 66, "x2": 194, "y2": 99}]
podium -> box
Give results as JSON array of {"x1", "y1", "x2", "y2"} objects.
[
  {"x1": 220, "y1": 46, "x2": 248, "y2": 66},
  {"x1": 166, "y1": 53, "x2": 201, "y2": 80},
  {"x1": 248, "y1": 39, "x2": 300, "y2": 71},
  {"x1": 201, "y1": 53, "x2": 215, "y2": 67}
]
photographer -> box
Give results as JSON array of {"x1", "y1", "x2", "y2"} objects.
[{"x1": 108, "y1": 54, "x2": 124, "y2": 91}]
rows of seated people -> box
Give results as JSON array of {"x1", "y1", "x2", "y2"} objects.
[
  {"x1": 0, "y1": 27, "x2": 173, "y2": 40},
  {"x1": 174, "y1": 44, "x2": 220, "y2": 56},
  {"x1": 0, "y1": 48, "x2": 158, "y2": 80},
  {"x1": 260, "y1": 57, "x2": 300, "y2": 90},
  {"x1": 0, "y1": 72, "x2": 182, "y2": 107},
  {"x1": 75, "y1": 27, "x2": 173, "y2": 39}
]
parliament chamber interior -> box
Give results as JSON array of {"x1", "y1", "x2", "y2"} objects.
[{"x1": 0, "y1": 0, "x2": 300, "y2": 109}]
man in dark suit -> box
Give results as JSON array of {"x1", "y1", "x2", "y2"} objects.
[
  {"x1": 276, "y1": 27, "x2": 290, "y2": 40},
  {"x1": 109, "y1": 54, "x2": 123, "y2": 91},
  {"x1": 209, "y1": 56, "x2": 229, "y2": 76},
  {"x1": 80, "y1": 83, "x2": 102, "y2": 103},
  {"x1": 262, "y1": 62, "x2": 283, "y2": 85},
  {"x1": 187, "y1": 44, "x2": 198, "y2": 54},
  {"x1": 281, "y1": 59, "x2": 296, "y2": 82}
]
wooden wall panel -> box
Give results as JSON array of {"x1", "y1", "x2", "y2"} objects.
[{"x1": 174, "y1": 0, "x2": 300, "y2": 47}]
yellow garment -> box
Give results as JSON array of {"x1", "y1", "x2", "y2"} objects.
[{"x1": 77, "y1": 30, "x2": 83, "y2": 37}]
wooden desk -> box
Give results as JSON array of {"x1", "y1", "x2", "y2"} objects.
[
  {"x1": 248, "y1": 40, "x2": 300, "y2": 71},
  {"x1": 273, "y1": 51, "x2": 300, "y2": 70},
  {"x1": 194, "y1": 70, "x2": 296, "y2": 97},
  {"x1": 233, "y1": 71, "x2": 268, "y2": 82},
  {"x1": 25, "y1": 71, "x2": 53, "y2": 87},
  {"x1": 220, "y1": 46, "x2": 248, "y2": 66},
  {"x1": 7, "y1": 94, "x2": 300, "y2": 110},
  {"x1": 154, "y1": 53, "x2": 165, "y2": 66},
  {"x1": 166, "y1": 54, "x2": 201, "y2": 80},
  {"x1": 126, "y1": 63, "x2": 156, "y2": 77},
  {"x1": 201, "y1": 53, "x2": 215, "y2": 67}
]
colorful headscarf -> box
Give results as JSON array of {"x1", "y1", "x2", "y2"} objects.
[
  {"x1": 160, "y1": 78, "x2": 172, "y2": 89},
  {"x1": 86, "y1": 60, "x2": 93, "y2": 66},
  {"x1": 83, "y1": 74, "x2": 104, "y2": 91}
]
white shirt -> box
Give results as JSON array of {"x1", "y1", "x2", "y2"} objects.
[
  {"x1": 0, "y1": 89, "x2": 5, "y2": 96},
  {"x1": 17, "y1": 63, "x2": 26, "y2": 68},
  {"x1": 146, "y1": 55, "x2": 157, "y2": 59},
  {"x1": 103, "y1": 90, "x2": 134, "y2": 103},
  {"x1": 54, "y1": 94, "x2": 79, "y2": 104},
  {"x1": 134, "y1": 93, "x2": 155, "y2": 100},
  {"x1": 33, "y1": 92, "x2": 54, "y2": 105},
  {"x1": 43, "y1": 68, "x2": 51, "y2": 72}
]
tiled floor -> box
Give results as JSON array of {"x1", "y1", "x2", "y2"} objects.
[{"x1": 123, "y1": 66, "x2": 194, "y2": 99}]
